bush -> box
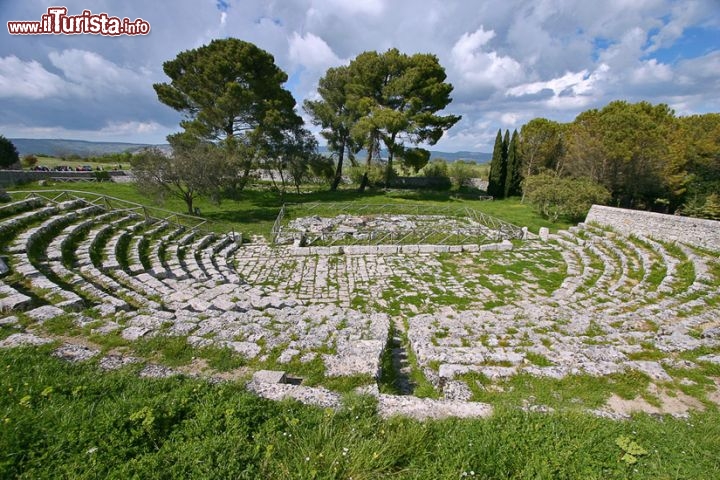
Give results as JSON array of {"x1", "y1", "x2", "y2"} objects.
[
  {"x1": 420, "y1": 159, "x2": 448, "y2": 178},
  {"x1": 346, "y1": 163, "x2": 389, "y2": 187},
  {"x1": 94, "y1": 170, "x2": 112, "y2": 182},
  {"x1": 681, "y1": 193, "x2": 720, "y2": 220},
  {"x1": 22, "y1": 154, "x2": 38, "y2": 168},
  {"x1": 419, "y1": 160, "x2": 452, "y2": 190},
  {"x1": 448, "y1": 161, "x2": 475, "y2": 189},
  {"x1": 524, "y1": 173, "x2": 610, "y2": 222}
]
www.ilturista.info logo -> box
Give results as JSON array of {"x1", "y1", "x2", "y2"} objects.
[{"x1": 7, "y1": 7, "x2": 150, "y2": 36}]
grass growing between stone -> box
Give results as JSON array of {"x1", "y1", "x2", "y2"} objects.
[{"x1": 2, "y1": 347, "x2": 720, "y2": 479}]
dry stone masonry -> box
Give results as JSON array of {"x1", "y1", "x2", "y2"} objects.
[
  {"x1": 586, "y1": 204, "x2": 720, "y2": 251},
  {"x1": 1, "y1": 194, "x2": 720, "y2": 419}
]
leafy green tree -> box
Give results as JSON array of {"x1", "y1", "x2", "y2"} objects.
[
  {"x1": 131, "y1": 143, "x2": 227, "y2": 215},
  {"x1": 518, "y1": 118, "x2": 564, "y2": 181},
  {"x1": 563, "y1": 101, "x2": 676, "y2": 208},
  {"x1": 504, "y1": 130, "x2": 521, "y2": 197},
  {"x1": 677, "y1": 113, "x2": 720, "y2": 207},
  {"x1": 153, "y1": 38, "x2": 300, "y2": 192},
  {"x1": 344, "y1": 49, "x2": 460, "y2": 190},
  {"x1": 487, "y1": 130, "x2": 506, "y2": 198},
  {"x1": 0, "y1": 135, "x2": 20, "y2": 169},
  {"x1": 518, "y1": 102, "x2": 720, "y2": 213},
  {"x1": 524, "y1": 172, "x2": 611, "y2": 222},
  {"x1": 304, "y1": 66, "x2": 360, "y2": 191},
  {"x1": 262, "y1": 126, "x2": 333, "y2": 195}
]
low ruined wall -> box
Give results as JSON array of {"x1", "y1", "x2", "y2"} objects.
[
  {"x1": 286, "y1": 240, "x2": 513, "y2": 256},
  {"x1": 585, "y1": 205, "x2": 720, "y2": 251}
]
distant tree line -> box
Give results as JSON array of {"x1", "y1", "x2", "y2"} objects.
[{"x1": 488, "y1": 101, "x2": 720, "y2": 221}]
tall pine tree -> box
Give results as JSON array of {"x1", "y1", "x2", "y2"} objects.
[
  {"x1": 488, "y1": 129, "x2": 505, "y2": 198},
  {"x1": 504, "y1": 129, "x2": 522, "y2": 197}
]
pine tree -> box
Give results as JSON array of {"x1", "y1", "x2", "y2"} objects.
[
  {"x1": 0, "y1": 135, "x2": 19, "y2": 169},
  {"x1": 487, "y1": 130, "x2": 504, "y2": 197},
  {"x1": 504, "y1": 129, "x2": 522, "y2": 197}
]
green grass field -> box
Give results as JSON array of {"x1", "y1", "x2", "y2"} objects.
[{"x1": 1, "y1": 346, "x2": 718, "y2": 479}]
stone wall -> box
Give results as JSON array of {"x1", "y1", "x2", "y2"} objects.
[
  {"x1": 387, "y1": 176, "x2": 489, "y2": 191},
  {"x1": 585, "y1": 204, "x2": 720, "y2": 251}
]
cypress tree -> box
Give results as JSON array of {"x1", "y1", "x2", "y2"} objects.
[
  {"x1": 504, "y1": 129, "x2": 522, "y2": 197},
  {"x1": 501, "y1": 130, "x2": 509, "y2": 196},
  {"x1": 487, "y1": 130, "x2": 504, "y2": 197}
]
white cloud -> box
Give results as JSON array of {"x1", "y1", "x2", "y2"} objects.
[
  {"x1": 505, "y1": 64, "x2": 609, "y2": 110},
  {"x1": 1, "y1": 0, "x2": 719, "y2": 150},
  {"x1": 629, "y1": 59, "x2": 673, "y2": 84},
  {"x1": 451, "y1": 27, "x2": 523, "y2": 90},
  {"x1": 500, "y1": 112, "x2": 523, "y2": 126},
  {"x1": 48, "y1": 49, "x2": 150, "y2": 96},
  {"x1": 0, "y1": 56, "x2": 68, "y2": 99},
  {"x1": 319, "y1": 0, "x2": 385, "y2": 16},
  {"x1": 288, "y1": 32, "x2": 343, "y2": 70},
  {"x1": 0, "y1": 120, "x2": 171, "y2": 143}
]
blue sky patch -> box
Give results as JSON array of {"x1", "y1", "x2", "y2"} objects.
[{"x1": 649, "y1": 26, "x2": 720, "y2": 63}]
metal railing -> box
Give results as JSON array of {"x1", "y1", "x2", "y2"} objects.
[
  {"x1": 6, "y1": 189, "x2": 239, "y2": 242},
  {"x1": 271, "y1": 203, "x2": 286, "y2": 242}
]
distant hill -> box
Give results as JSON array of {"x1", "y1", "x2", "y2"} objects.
[
  {"x1": 11, "y1": 138, "x2": 491, "y2": 163},
  {"x1": 10, "y1": 138, "x2": 163, "y2": 158},
  {"x1": 318, "y1": 146, "x2": 491, "y2": 163}
]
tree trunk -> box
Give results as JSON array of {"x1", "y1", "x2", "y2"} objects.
[
  {"x1": 330, "y1": 141, "x2": 345, "y2": 191},
  {"x1": 236, "y1": 163, "x2": 252, "y2": 192},
  {"x1": 358, "y1": 147, "x2": 373, "y2": 193},
  {"x1": 384, "y1": 152, "x2": 394, "y2": 188},
  {"x1": 358, "y1": 172, "x2": 369, "y2": 192},
  {"x1": 384, "y1": 133, "x2": 397, "y2": 187}
]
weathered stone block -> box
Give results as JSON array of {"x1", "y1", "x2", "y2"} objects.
[{"x1": 252, "y1": 370, "x2": 287, "y2": 384}]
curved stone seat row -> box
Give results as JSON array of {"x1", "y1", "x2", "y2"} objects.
[
  {"x1": 0, "y1": 197, "x2": 390, "y2": 386},
  {"x1": 405, "y1": 222, "x2": 720, "y2": 396}
]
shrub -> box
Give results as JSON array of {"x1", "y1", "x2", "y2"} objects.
[
  {"x1": 524, "y1": 172, "x2": 610, "y2": 222},
  {"x1": 94, "y1": 170, "x2": 112, "y2": 182},
  {"x1": 22, "y1": 154, "x2": 38, "y2": 168},
  {"x1": 448, "y1": 161, "x2": 476, "y2": 189},
  {"x1": 346, "y1": 163, "x2": 389, "y2": 187}
]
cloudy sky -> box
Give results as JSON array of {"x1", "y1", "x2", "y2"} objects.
[{"x1": 1, "y1": 0, "x2": 719, "y2": 152}]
